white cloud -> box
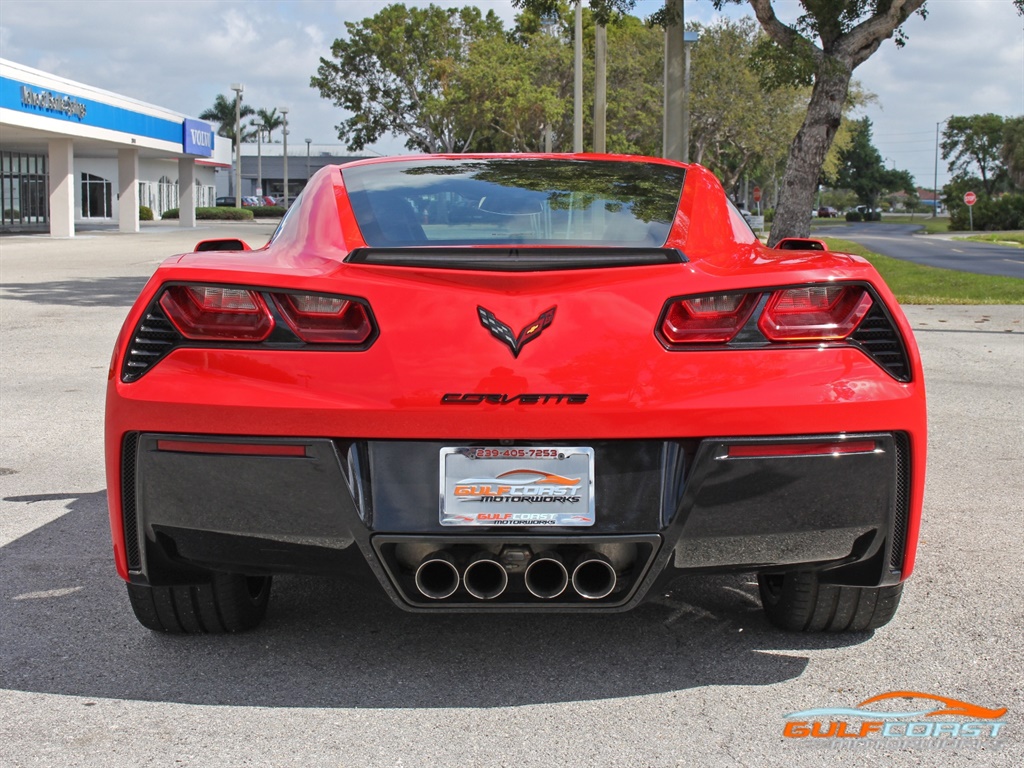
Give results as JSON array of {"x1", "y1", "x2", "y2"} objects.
[{"x1": 1, "y1": 0, "x2": 1021, "y2": 180}]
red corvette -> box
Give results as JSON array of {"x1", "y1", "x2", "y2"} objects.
[{"x1": 105, "y1": 155, "x2": 926, "y2": 633}]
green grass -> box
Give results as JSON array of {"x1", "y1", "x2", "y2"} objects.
[
  {"x1": 879, "y1": 215, "x2": 951, "y2": 234},
  {"x1": 823, "y1": 237, "x2": 1024, "y2": 305},
  {"x1": 955, "y1": 232, "x2": 1024, "y2": 248},
  {"x1": 810, "y1": 215, "x2": 951, "y2": 234}
]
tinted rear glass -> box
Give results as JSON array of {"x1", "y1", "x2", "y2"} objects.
[{"x1": 341, "y1": 158, "x2": 685, "y2": 247}]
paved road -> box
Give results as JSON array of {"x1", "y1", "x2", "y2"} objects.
[
  {"x1": 812, "y1": 221, "x2": 1024, "y2": 279},
  {"x1": 1, "y1": 225, "x2": 1022, "y2": 767}
]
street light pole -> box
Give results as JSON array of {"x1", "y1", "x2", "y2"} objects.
[
  {"x1": 305, "y1": 138, "x2": 312, "y2": 180},
  {"x1": 932, "y1": 120, "x2": 942, "y2": 218},
  {"x1": 256, "y1": 126, "x2": 263, "y2": 199},
  {"x1": 281, "y1": 107, "x2": 289, "y2": 207},
  {"x1": 932, "y1": 122, "x2": 938, "y2": 218},
  {"x1": 231, "y1": 83, "x2": 244, "y2": 208}
]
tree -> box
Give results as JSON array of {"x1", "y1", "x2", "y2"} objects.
[
  {"x1": 310, "y1": 3, "x2": 504, "y2": 153},
  {"x1": 457, "y1": 15, "x2": 575, "y2": 152},
  {"x1": 252, "y1": 108, "x2": 285, "y2": 143},
  {"x1": 716, "y1": 0, "x2": 927, "y2": 245},
  {"x1": 941, "y1": 114, "x2": 1008, "y2": 195},
  {"x1": 603, "y1": 14, "x2": 664, "y2": 156},
  {"x1": 835, "y1": 117, "x2": 915, "y2": 209},
  {"x1": 515, "y1": 1, "x2": 928, "y2": 245},
  {"x1": 199, "y1": 93, "x2": 255, "y2": 143},
  {"x1": 1002, "y1": 116, "x2": 1024, "y2": 190},
  {"x1": 688, "y1": 17, "x2": 809, "y2": 196}
]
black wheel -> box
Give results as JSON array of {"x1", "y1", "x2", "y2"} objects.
[
  {"x1": 126, "y1": 573, "x2": 272, "y2": 633},
  {"x1": 758, "y1": 571, "x2": 903, "y2": 632}
]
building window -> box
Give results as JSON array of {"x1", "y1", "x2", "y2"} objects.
[
  {"x1": 1, "y1": 152, "x2": 48, "y2": 231},
  {"x1": 81, "y1": 172, "x2": 112, "y2": 218},
  {"x1": 157, "y1": 175, "x2": 177, "y2": 214}
]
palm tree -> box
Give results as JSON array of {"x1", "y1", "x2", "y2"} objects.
[
  {"x1": 199, "y1": 94, "x2": 256, "y2": 142},
  {"x1": 252, "y1": 108, "x2": 285, "y2": 143}
]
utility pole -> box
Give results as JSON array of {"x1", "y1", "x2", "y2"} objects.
[
  {"x1": 573, "y1": 1, "x2": 583, "y2": 153},
  {"x1": 663, "y1": 0, "x2": 684, "y2": 161},
  {"x1": 682, "y1": 30, "x2": 697, "y2": 163},
  {"x1": 594, "y1": 22, "x2": 607, "y2": 154}
]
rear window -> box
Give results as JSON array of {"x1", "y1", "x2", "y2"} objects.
[{"x1": 341, "y1": 158, "x2": 685, "y2": 247}]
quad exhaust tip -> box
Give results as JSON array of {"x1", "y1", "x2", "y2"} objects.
[
  {"x1": 413, "y1": 548, "x2": 620, "y2": 601},
  {"x1": 524, "y1": 551, "x2": 569, "y2": 599},
  {"x1": 414, "y1": 551, "x2": 460, "y2": 600},
  {"x1": 572, "y1": 552, "x2": 617, "y2": 600},
  {"x1": 463, "y1": 552, "x2": 509, "y2": 600}
]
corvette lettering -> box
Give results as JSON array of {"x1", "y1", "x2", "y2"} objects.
[{"x1": 441, "y1": 393, "x2": 588, "y2": 405}]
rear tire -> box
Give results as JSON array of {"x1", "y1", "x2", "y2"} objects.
[
  {"x1": 758, "y1": 571, "x2": 902, "y2": 632},
  {"x1": 126, "y1": 573, "x2": 272, "y2": 633}
]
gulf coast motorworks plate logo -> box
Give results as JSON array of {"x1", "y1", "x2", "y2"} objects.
[{"x1": 783, "y1": 690, "x2": 1007, "y2": 750}]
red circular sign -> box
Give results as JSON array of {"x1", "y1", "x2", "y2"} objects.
[
  {"x1": 964, "y1": 191, "x2": 977, "y2": 206},
  {"x1": 752, "y1": 186, "x2": 762, "y2": 202}
]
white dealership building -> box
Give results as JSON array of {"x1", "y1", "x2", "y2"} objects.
[{"x1": 0, "y1": 59, "x2": 232, "y2": 236}]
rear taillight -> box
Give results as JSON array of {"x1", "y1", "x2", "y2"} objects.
[
  {"x1": 759, "y1": 286, "x2": 873, "y2": 341},
  {"x1": 657, "y1": 283, "x2": 890, "y2": 367},
  {"x1": 159, "y1": 286, "x2": 274, "y2": 341},
  {"x1": 659, "y1": 292, "x2": 758, "y2": 344},
  {"x1": 122, "y1": 284, "x2": 377, "y2": 382},
  {"x1": 273, "y1": 294, "x2": 372, "y2": 344}
]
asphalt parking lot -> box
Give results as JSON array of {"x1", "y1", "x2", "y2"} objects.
[{"x1": 1, "y1": 224, "x2": 1022, "y2": 767}]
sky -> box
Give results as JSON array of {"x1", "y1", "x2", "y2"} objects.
[{"x1": 1, "y1": 0, "x2": 1022, "y2": 189}]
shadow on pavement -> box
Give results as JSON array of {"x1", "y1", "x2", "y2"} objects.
[
  {"x1": 0, "y1": 490, "x2": 874, "y2": 709},
  {"x1": 1, "y1": 276, "x2": 149, "y2": 307}
]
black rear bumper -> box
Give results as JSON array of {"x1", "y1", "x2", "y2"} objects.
[{"x1": 122, "y1": 433, "x2": 909, "y2": 611}]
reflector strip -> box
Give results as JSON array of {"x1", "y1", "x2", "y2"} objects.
[
  {"x1": 727, "y1": 440, "x2": 877, "y2": 458},
  {"x1": 156, "y1": 440, "x2": 307, "y2": 457}
]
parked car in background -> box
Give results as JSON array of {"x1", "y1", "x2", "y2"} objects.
[
  {"x1": 216, "y1": 196, "x2": 261, "y2": 208},
  {"x1": 816, "y1": 206, "x2": 839, "y2": 218},
  {"x1": 855, "y1": 205, "x2": 883, "y2": 221}
]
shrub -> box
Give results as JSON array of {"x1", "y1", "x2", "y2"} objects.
[
  {"x1": 139, "y1": 206, "x2": 154, "y2": 221},
  {"x1": 250, "y1": 206, "x2": 286, "y2": 218},
  {"x1": 3, "y1": 209, "x2": 21, "y2": 219},
  {"x1": 949, "y1": 194, "x2": 1024, "y2": 231},
  {"x1": 159, "y1": 207, "x2": 254, "y2": 221},
  {"x1": 845, "y1": 211, "x2": 863, "y2": 222}
]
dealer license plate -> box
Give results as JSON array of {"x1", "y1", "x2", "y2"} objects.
[{"x1": 440, "y1": 446, "x2": 595, "y2": 527}]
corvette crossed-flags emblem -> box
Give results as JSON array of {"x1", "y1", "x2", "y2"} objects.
[{"x1": 477, "y1": 306, "x2": 556, "y2": 358}]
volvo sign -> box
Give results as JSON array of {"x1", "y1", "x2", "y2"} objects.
[{"x1": 183, "y1": 118, "x2": 214, "y2": 157}]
